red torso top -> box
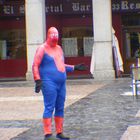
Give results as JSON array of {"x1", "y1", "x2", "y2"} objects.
[{"x1": 32, "y1": 27, "x2": 74, "y2": 80}]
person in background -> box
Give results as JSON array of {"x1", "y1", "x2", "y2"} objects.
[
  {"x1": 32, "y1": 27, "x2": 87, "y2": 140},
  {"x1": 112, "y1": 27, "x2": 124, "y2": 77}
]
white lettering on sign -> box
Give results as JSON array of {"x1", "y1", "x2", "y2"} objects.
[
  {"x1": 3, "y1": 5, "x2": 14, "y2": 14},
  {"x1": 112, "y1": 1, "x2": 140, "y2": 11},
  {"x1": 72, "y1": 3, "x2": 90, "y2": 12},
  {"x1": 130, "y1": 3, "x2": 135, "y2": 9},
  {"x1": 46, "y1": 4, "x2": 63, "y2": 13},
  {"x1": 121, "y1": 1, "x2": 129, "y2": 10},
  {"x1": 72, "y1": 3, "x2": 79, "y2": 11},
  {"x1": 112, "y1": 3, "x2": 120, "y2": 10}
]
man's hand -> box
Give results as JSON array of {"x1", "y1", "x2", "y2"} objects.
[
  {"x1": 74, "y1": 63, "x2": 88, "y2": 71},
  {"x1": 35, "y1": 80, "x2": 42, "y2": 93}
]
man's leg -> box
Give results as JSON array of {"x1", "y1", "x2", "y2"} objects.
[
  {"x1": 42, "y1": 81, "x2": 58, "y2": 140},
  {"x1": 54, "y1": 83, "x2": 70, "y2": 140}
]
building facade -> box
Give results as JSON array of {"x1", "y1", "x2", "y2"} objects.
[
  {"x1": 0, "y1": 0, "x2": 26, "y2": 79},
  {"x1": 0, "y1": 0, "x2": 140, "y2": 79},
  {"x1": 112, "y1": 0, "x2": 140, "y2": 74}
]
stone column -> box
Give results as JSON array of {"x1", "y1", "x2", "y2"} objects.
[
  {"x1": 25, "y1": 0, "x2": 46, "y2": 80},
  {"x1": 90, "y1": 0, "x2": 115, "y2": 80}
]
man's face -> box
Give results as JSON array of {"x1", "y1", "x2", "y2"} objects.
[{"x1": 47, "y1": 27, "x2": 59, "y2": 47}]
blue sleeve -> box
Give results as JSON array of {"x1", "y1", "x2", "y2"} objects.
[{"x1": 65, "y1": 65, "x2": 74, "y2": 72}]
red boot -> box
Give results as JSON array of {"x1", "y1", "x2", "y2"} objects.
[
  {"x1": 43, "y1": 118, "x2": 60, "y2": 140},
  {"x1": 43, "y1": 118, "x2": 52, "y2": 135},
  {"x1": 55, "y1": 117, "x2": 70, "y2": 140},
  {"x1": 55, "y1": 117, "x2": 63, "y2": 134}
]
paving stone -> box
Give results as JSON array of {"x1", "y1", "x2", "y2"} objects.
[
  {"x1": 1, "y1": 78, "x2": 140, "y2": 140},
  {"x1": 0, "y1": 79, "x2": 104, "y2": 139}
]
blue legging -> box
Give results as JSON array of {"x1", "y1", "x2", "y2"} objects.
[{"x1": 42, "y1": 80, "x2": 66, "y2": 118}]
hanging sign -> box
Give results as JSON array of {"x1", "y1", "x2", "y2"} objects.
[
  {"x1": 0, "y1": 0, "x2": 140, "y2": 17},
  {"x1": 112, "y1": 0, "x2": 140, "y2": 12},
  {"x1": 45, "y1": 0, "x2": 92, "y2": 15},
  {"x1": 0, "y1": 3, "x2": 24, "y2": 16}
]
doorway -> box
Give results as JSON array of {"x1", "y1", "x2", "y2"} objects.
[
  {"x1": 62, "y1": 26, "x2": 93, "y2": 78},
  {"x1": 123, "y1": 27, "x2": 140, "y2": 74}
]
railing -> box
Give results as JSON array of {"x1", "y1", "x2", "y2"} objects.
[{"x1": 131, "y1": 64, "x2": 140, "y2": 96}]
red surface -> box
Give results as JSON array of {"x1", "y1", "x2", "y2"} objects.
[
  {"x1": 0, "y1": 59, "x2": 27, "y2": 78},
  {"x1": 0, "y1": 17, "x2": 26, "y2": 78},
  {"x1": 61, "y1": 16, "x2": 92, "y2": 27},
  {"x1": 46, "y1": 16, "x2": 93, "y2": 77},
  {"x1": 65, "y1": 56, "x2": 91, "y2": 76},
  {"x1": 0, "y1": 18, "x2": 25, "y2": 30},
  {"x1": 0, "y1": 15, "x2": 92, "y2": 78},
  {"x1": 112, "y1": 13, "x2": 123, "y2": 56}
]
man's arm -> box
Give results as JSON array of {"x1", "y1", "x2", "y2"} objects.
[
  {"x1": 32, "y1": 45, "x2": 44, "y2": 93},
  {"x1": 65, "y1": 64, "x2": 74, "y2": 72},
  {"x1": 32, "y1": 45, "x2": 44, "y2": 80},
  {"x1": 65, "y1": 63, "x2": 88, "y2": 72}
]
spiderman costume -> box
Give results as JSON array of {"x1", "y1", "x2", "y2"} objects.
[{"x1": 32, "y1": 27, "x2": 87, "y2": 140}]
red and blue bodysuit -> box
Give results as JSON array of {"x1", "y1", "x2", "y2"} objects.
[{"x1": 32, "y1": 27, "x2": 74, "y2": 138}]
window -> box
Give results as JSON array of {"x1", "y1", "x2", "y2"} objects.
[
  {"x1": 124, "y1": 31, "x2": 140, "y2": 58},
  {"x1": 0, "y1": 29, "x2": 26, "y2": 60},
  {"x1": 122, "y1": 14, "x2": 140, "y2": 58},
  {"x1": 122, "y1": 14, "x2": 140, "y2": 26},
  {"x1": 62, "y1": 27, "x2": 93, "y2": 57}
]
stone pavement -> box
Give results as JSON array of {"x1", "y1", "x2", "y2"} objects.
[
  {"x1": 0, "y1": 78, "x2": 140, "y2": 140},
  {"x1": 0, "y1": 79, "x2": 105, "y2": 140}
]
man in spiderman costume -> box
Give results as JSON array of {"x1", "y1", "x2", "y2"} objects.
[{"x1": 32, "y1": 27, "x2": 87, "y2": 140}]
